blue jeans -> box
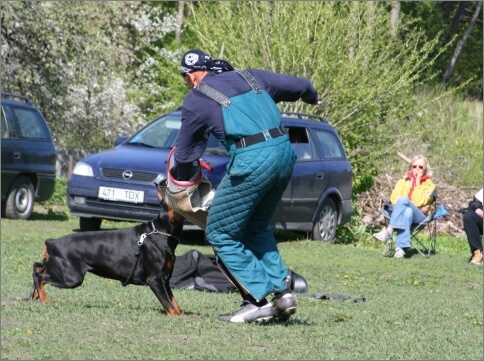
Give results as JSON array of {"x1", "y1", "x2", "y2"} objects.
[{"x1": 389, "y1": 196, "x2": 426, "y2": 249}]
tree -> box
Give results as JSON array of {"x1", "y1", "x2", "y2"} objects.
[
  {"x1": 0, "y1": 1, "x2": 180, "y2": 149},
  {"x1": 176, "y1": 1, "x2": 185, "y2": 42},
  {"x1": 186, "y1": 1, "x2": 447, "y2": 192},
  {"x1": 390, "y1": 1, "x2": 401, "y2": 38},
  {"x1": 443, "y1": 1, "x2": 482, "y2": 85},
  {"x1": 399, "y1": 1, "x2": 483, "y2": 98}
]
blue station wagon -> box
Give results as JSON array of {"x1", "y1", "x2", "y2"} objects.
[
  {"x1": 67, "y1": 110, "x2": 352, "y2": 242},
  {"x1": 1, "y1": 93, "x2": 57, "y2": 220}
]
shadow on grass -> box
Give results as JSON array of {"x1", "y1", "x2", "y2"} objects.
[
  {"x1": 27, "y1": 210, "x2": 69, "y2": 222},
  {"x1": 179, "y1": 229, "x2": 310, "y2": 245}
]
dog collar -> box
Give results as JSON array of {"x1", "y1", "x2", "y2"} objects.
[{"x1": 138, "y1": 222, "x2": 180, "y2": 246}]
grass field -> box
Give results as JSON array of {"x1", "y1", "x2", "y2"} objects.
[{"x1": 1, "y1": 208, "x2": 482, "y2": 360}]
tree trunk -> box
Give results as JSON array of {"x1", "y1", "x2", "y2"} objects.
[
  {"x1": 175, "y1": 0, "x2": 185, "y2": 42},
  {"x1": 443, "y1": 2, "x2": 482, "y2": 85},
  {"x1": 390, "y1": 1, "x2": 400, "y2": 38}
]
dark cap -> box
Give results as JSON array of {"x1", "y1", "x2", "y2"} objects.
[{"x1": 180, "y1": 49, "x2": 213, "y2": 75}]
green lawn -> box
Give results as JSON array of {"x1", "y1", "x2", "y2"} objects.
[{"x1": 1, "y1": 214, "x2": 482, "y2": 360}]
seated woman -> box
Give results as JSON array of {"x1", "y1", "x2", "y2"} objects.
[
  {"x1": 373, "y1": 155, "x2": 436, "y2": 258},
  {"x1": 463, "y1": 188, "x2": 483, "y2": 265}
]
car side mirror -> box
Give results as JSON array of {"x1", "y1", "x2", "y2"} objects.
[{"x1": 114, "y1": 136, "x2": 128, "y2": 146}]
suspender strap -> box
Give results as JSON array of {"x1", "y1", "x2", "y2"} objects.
[
  {"x1": 195, "y1": 83, "x2": 231, "y2": 107},
  {"x1": 195, "y1": 69, "x2": 262, "y2": 105},
  {"x1": 235, "y1": 69, "x2": 262, "y2": 93}
]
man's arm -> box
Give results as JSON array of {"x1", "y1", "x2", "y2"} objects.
[{"x1": 250, "y1": 69, "x2": 319, "y2": 104}]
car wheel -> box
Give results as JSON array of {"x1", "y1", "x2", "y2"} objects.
[
  {"x1": 4, "y1": 176, "x2": 35, "y2": 220},
  {"x1": 79, "y1": 217, "x2": 102, "y2": 231},
  {"x1": 312, "y1": 198, "x2": 338, "y2": 242}
]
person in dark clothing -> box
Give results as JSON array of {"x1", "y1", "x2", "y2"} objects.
[
  {"x1": 463, "y1": 188, "x2": 483, "y2": 265},
  {"x1": 172, "y1": 49, "x2": 319, "y2": 323}
]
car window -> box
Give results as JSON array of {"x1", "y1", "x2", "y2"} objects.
[
  {"x1": 314, "y1": 129, "x2": 344, "y2": 159},
  {"x1": 129, "y1": 114, "x2": 227, "y2": 155},
  {"x1": 1, "y1": 107, "x2": 18, "y2": 139},
  {"x1": 129, "y1": 115, "x2": 180, "y2": 148},
  {"x1": 286, "y1": 126, "x2": 313, "y2": 161},
  {"x1": 13, "y1": 107, "x2": 47, "y2": 139},
  {"x1": 1, "y1": 108, "x2": 8, "y2": 138}
]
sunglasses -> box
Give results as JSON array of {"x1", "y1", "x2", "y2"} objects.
[{"x1": 412, "y1": 165, "x2": 424, "y2": 169}]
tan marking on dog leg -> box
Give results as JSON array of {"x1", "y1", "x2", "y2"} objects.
[
  {"x1": 36, "y1": 246, "x2": 52, "y2": 303},
  {"x1": 42, "y1": 245, "x2": 49, "y2": 261},
  {"x1": 167, "y1": 297, "x2": 182, "y2": 315},
  {"x1": 31, "y1": 263, "x2": 44, "y2": 301},
  {"x1": 31, "y1": 287, "x2": 40, "y2": 300},
  {"x1": 166, "y1": 258, "x2": 174, "y2": 272},
  {"x1": 38, "y1": 280, "x2": 51, "y2": 304},
  {"x1": 162, "y1": 258, "x2": 182, "y2": 315},
  {"x1": 33, "y1": 261, "x2": 51, "y2": 304}
]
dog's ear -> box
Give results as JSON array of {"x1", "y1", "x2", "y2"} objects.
[{"x1": 154, "y1": 173, "x2": 168, "y2": 204}]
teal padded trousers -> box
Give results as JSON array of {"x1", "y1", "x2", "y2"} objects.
[{"x1": 206, "y1": 135, "x2": 296, "y2": 301}]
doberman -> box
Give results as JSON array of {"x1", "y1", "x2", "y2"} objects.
[{"x1": 30, "y1": 185, "x2": 184, "y2": 316}]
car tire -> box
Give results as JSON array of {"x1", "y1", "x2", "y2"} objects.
[
  {"x1": 4, "y1": 176, "x2": 35, "y2": 220},
  {"x1": 79, "y1": 217, "x2": 102, "y2": 231},
  {"x1": 312, "y1": 198, "x2": 338, "y2": 242}
]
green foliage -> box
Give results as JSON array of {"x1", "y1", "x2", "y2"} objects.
[
  {"x1": 429, "y1": 96, "x2": 483, "y2": 187},
  {"x1": 1, "y1": 217, "x2": 482, "y2": 360},
  {"x1": 1, "y1": 2, "x2": 180, "y2": 149},
  {"x1": 382, "y1": 89, "x2": 483, "y2": 187},
  {"x1": 37, "y1": 178, "x2": 69, "y2": 221},
  {"x1": 2, "y1": 2, "x2": 133, "y2": 148},
  {"x1": 400, "y1": 2, "x2": 483, "y2": 97},
  {"x1": 1, "y1": 1, "x2": 481, "y2": 194},
  {"x1": 40, "y1": 178, "x2": 68, "y2": 207},
  {"x1": 187, "y1": 1, "x2": 449, "y2": 193}
]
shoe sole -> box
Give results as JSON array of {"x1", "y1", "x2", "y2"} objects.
[
  {"x1": 218, "y1": 315, "x2": 274, "y2": 323},
  {"x1": 253, "y1": 315, "x2": 275, "y2": 323}
]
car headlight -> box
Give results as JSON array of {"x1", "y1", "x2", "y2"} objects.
[{"x1": 72, "y1": 162, "x2": 94, "y2": 177}]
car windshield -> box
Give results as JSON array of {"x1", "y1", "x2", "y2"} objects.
[{"x1": 127, "y1": 113, "x2": 227, "y2": 156}]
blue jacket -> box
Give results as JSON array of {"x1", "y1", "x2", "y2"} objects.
[{"x1": 174, "y1": 69, "x2": 318, "y2": 178}]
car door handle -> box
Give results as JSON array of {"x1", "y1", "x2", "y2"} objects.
[
  {"x1": 13, "y1": 151, "x2": 21, "y2": 159},
  {"x1": 316, "y1": 172, "x2": 324, "y2": 179}
]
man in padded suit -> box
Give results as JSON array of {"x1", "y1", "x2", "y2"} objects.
[{"x1": 171, "y1": 49, "x2": 319, "y2": 323}]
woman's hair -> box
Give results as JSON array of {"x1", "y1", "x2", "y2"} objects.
[{"x1": 408, "y1": 154, "x2": 433, "y2": 177}]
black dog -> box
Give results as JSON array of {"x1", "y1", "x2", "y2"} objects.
[{"x1": 30, "y1": 187, "x2": 185, "y2": 316}]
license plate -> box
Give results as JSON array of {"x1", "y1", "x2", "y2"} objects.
[{"x1": 98, "y1": 186, "x2": 144, "y2": 203}]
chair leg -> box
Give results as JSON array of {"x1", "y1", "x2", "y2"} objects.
[
  {"x1": 428, "y1": 223, "x2": 436, "y2": 255},
  {"x1": 412, "y1": 238, "x2": 430, "y2": 258},
  {"x1": 411, "y1": 221, "x2": 436, "y2": 258},
  {"x1": 383, "y1": 236, "x2": 395, "y2": 257}
]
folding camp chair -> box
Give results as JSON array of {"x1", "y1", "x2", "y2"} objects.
[{"x1": 380, "y1": 189, "x2": 448, "y2": 258}]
